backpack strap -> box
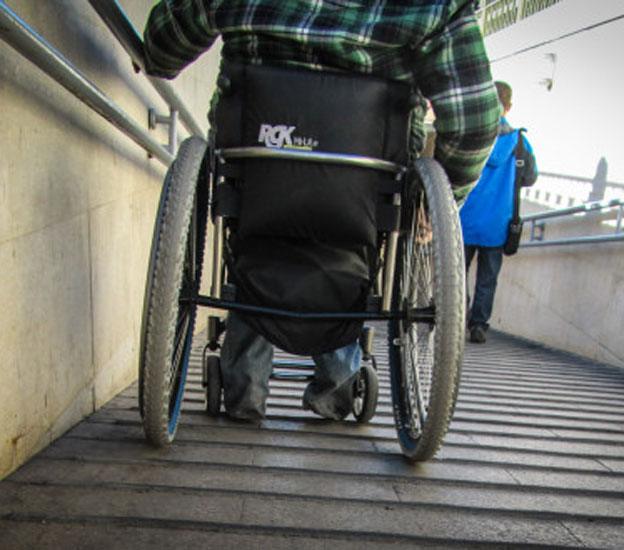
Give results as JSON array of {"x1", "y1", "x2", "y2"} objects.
[{"x1": 511, "y1": 128, "x2": 527, "y2": 223}]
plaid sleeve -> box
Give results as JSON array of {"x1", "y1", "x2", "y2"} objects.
[
  {"x1": 143, "y1": 0, "x2": 219, "y2": 79},
  {"x1": 415, "y1": 2, "x2": 500, "y2": 189}
]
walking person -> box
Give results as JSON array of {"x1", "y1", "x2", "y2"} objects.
[{"x1": 460, "y1": 81, "x2": 538, "y2": 344}]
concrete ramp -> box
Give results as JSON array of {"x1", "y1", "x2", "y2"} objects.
[{"x1": 1, "y1": 326, "x2": 623, "y2": 548}]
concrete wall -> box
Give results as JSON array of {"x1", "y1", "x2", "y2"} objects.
[
  {"x1": 487, "y1": 202, "x2": 624, "y2": 368},
  {"x1": 0, "y1": 0, "x2": 220, "y2": 478}
]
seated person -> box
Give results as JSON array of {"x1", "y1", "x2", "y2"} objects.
[{"x1": 143, "y1": 0, "x2": 500, "y2": 422}]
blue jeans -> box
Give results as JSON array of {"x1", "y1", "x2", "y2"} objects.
[
  {"x1": 465, "y1": 245, "x2": 503, "y2": 330},
  {"x1": 220, "y1": 312, "x2": 361, "y2": 421}
]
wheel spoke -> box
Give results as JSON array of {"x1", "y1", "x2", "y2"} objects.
[
  {"x1": 170, "y1": 306, "x2": 191, "y2": 383},
  {"x1": 398, "y1": 189, "x2": 437, "y2": 438},
  {"x1": 188, "y1": 200, "x2": 197, "y2": 282},
  {"x1": 410, "y1": 328, "x2": 428, "y2": 421},
  {"x1": 183, "y1": 219, "x2": 195, "y2": 291},
  {"x1": 171, "y1": 200, "x2": 199, "y2": 386},
  {"x1": 175, "y1": 304, "x2": 191, "y2": 335}
]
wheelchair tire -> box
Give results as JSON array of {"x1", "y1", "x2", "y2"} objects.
[
  {"x1": 204, "y1": 355, "x2": 223, "y2": 416},
  {"x1": 388, "y1": 158, "x2": 465, "y2": 462},
  {"x1": 139, "y1": 137, "x2": 209, "y2": 447},
  {"x1": 352, "y1": 363, "x2": 379, "y2": 424}
]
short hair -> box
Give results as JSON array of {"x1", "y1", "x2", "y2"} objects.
[{"x1": 495, "y1": 81, "x2": 512, "y2": 111}]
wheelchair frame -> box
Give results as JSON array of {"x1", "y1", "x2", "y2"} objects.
[
  {"x1": 139, "y1": 135, "x2": 465, "y2": 462},
  {"x1": 193, "y1": 146, "x2": 435, "y2": 325}
]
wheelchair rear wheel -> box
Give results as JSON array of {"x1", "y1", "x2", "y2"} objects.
[
  {"x1": 139, "y1": 137, "x2": 209, "y2": 447},
  {"x1": 389, "y1": 158, "x2": 465, "y2": 461}
]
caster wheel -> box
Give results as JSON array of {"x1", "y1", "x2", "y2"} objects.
[
  {"x1": 360, "y1": 326, "x2": 375, "y2": 359},
  {"x1": 204, "y1": 355, "x2": 222, "y2": 416},
  {"x1": 352, "y1": 363, "x2": 379, "y2": 424}
]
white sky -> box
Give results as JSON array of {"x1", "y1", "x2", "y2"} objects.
[{"x1": 484, "y1": 0, "x2": 624, "y2": 182}]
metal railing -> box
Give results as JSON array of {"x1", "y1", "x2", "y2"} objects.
[
  {"x1": 477, "y1": 0, "x2": 562, "y2": 36},
  {"x1": 521, "y1": 198, "x2": 624, "y2": 248},
  {"x1": 87, "y1": 0, "x2": 204, "y2": 140},
  {"x1": 0, "y1": 0, "x2": 203, "y2": 166},
  {"x1": 522, "y1": 158, "x2": 624, "y2": 211}
]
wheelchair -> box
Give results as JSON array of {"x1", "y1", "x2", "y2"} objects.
[{"x1": 138, "y1": 62, "x2": 465, "y2": 462}]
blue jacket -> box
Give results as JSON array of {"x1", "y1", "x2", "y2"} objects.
[{"x1": 460, "y1": 119, "x2": 536, "y2": 247}]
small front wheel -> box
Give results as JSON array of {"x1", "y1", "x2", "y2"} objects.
[
  {"x1": 352, "y1": 363, "x2": 379, "y2": 424},
  {"x1": 204, "y1": 355, "x2": 223, "y2": 416}
]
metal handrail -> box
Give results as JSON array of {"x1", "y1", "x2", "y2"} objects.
[
  {"x1": 87, "y1": 0, "x2": 204, "y2": 138},
  {"x1": 0, "y1": 1, "x2": 200, "y2": 166},
  {"x1": 537, "y1": 170, "x2": 624, "y2": 191},
  {"x1": 522, "y1": 233, "x2": 624, "y2": 248},
  {"x1": 521, "y1": 198, "x2": 624, "y2": 248},
  {"x1": 522, "y1": 198, "x2": 624, "y2": 222}
]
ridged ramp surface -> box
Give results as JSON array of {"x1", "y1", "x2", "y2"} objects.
[{"x1": 1, "y1": 326, "x2": 623, "y2": 549}]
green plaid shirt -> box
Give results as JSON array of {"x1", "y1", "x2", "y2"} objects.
[{"x1": 144, "y1": 0, "x2": 500, "y2": 191}]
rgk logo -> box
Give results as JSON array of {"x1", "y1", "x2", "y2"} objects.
[{"x1": 258, "y1": 124, "x2": 295, "y2": 148}]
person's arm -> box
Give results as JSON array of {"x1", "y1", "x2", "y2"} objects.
[
  {"x1": 143, "y1": 0, "x2": 219, "y2": 79},
  {"x1": 413, "y1": 1, "x2": 500, "y2": 189}
]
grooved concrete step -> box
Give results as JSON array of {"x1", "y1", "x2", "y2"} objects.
[{"x1": 1, "y1": 327, "x2": 623, "y2": 549}]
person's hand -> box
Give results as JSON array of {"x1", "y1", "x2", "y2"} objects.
[{"x1": 415, "y1": 206, "x2": 433, "y2": 245}]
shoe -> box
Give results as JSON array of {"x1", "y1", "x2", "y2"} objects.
[
  {"x1": 225, "y1": 407, "x2": 264, "y2": 424},
  {"x1": 470, "y1": 325, "x2": 487, "y2": 344},
  {"x1": 302, "y1": 394, "x2": 347, "y2": 421},
  {"x1": 302, "y1": 382, "x2": 352, "y2": 421}
]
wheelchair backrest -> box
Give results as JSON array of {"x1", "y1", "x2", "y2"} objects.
[{"x1": 214, "y1": 61, "x2": 412, "y2": 248}]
